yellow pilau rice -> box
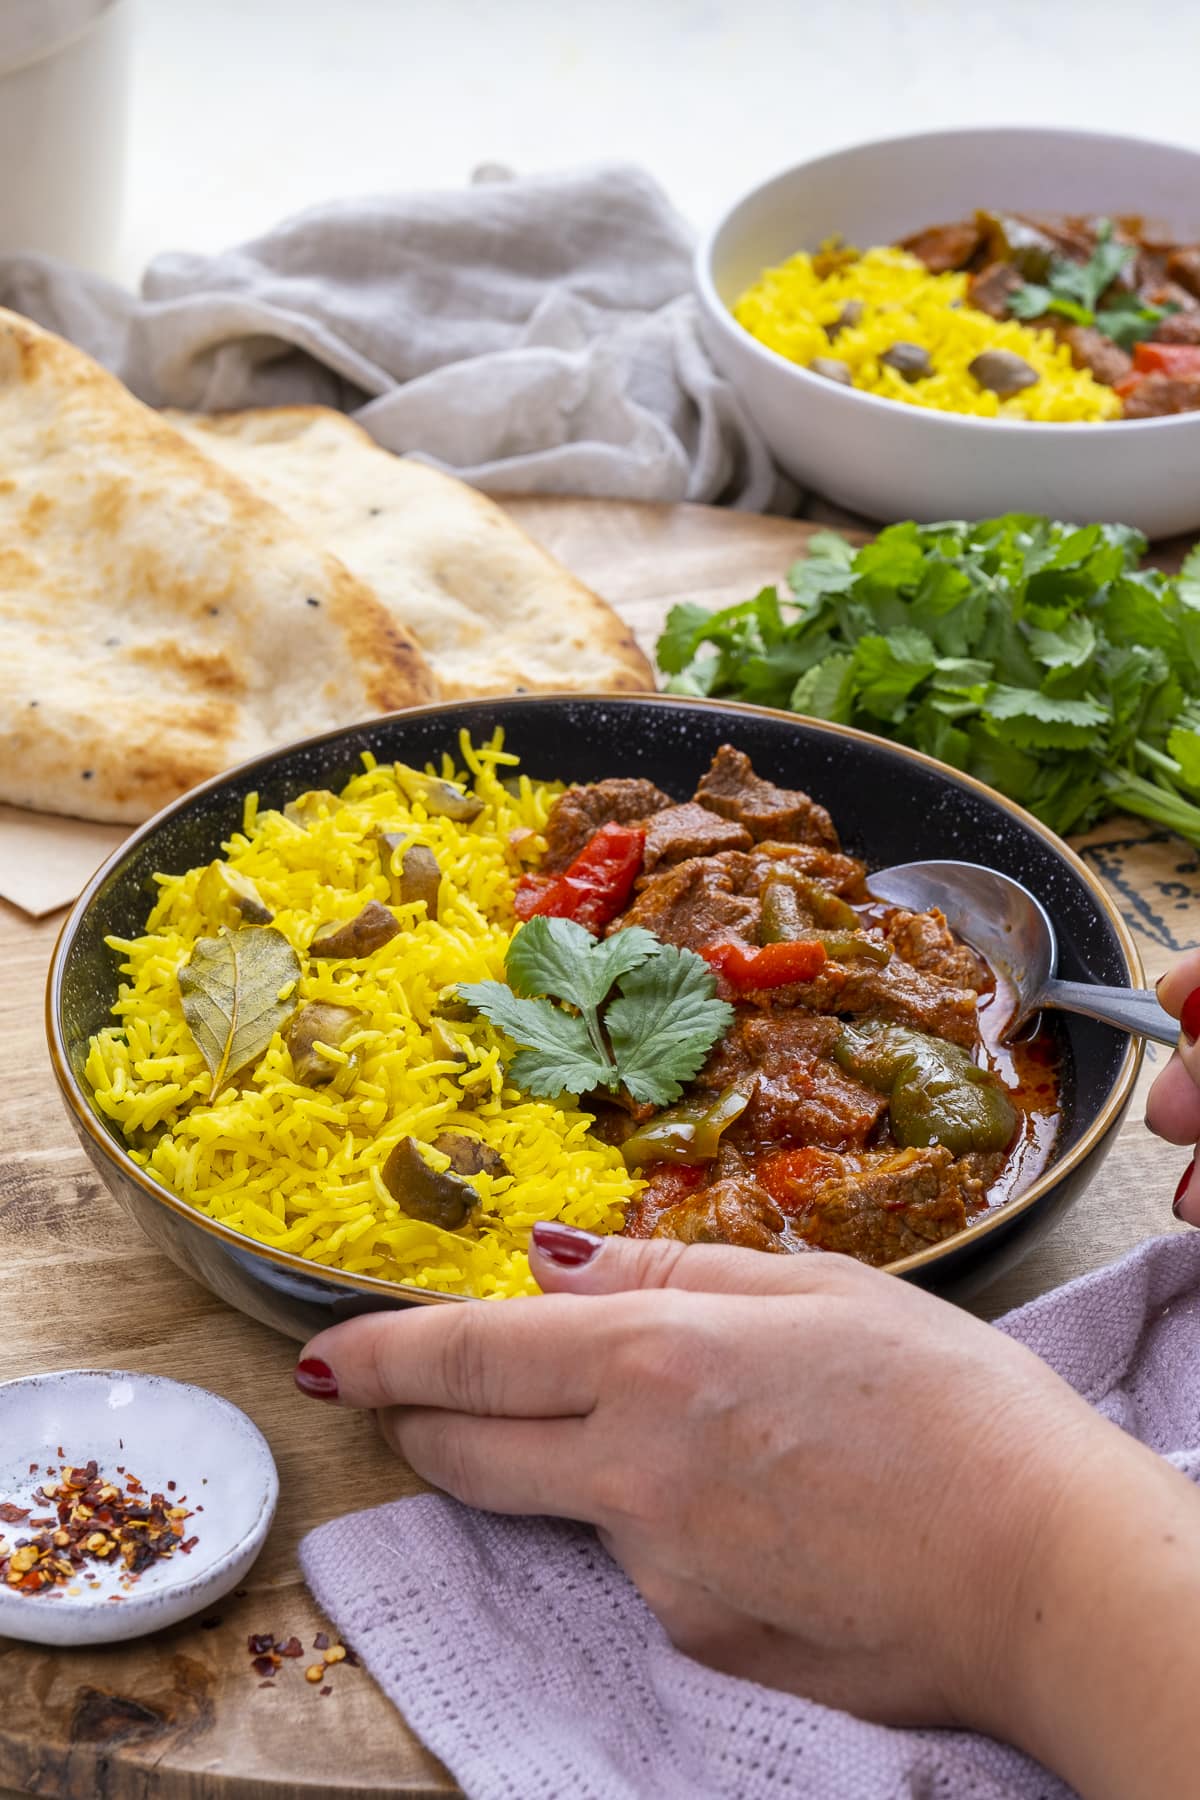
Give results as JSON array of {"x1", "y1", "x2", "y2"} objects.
[
  {"x1": 85, "y1": 733, "x2": 640, "y2": 1299},
  {"x1": 734, "y1": 244, "x2": 1122, "y2": 423}
]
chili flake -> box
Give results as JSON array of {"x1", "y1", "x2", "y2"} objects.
[{"x1": 0, "y1": 1460, "x2": 196, "y2": 1597}]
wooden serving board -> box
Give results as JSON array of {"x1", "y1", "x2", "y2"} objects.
[{"x1": 0, "y1": 497, "x2": 1196, "y2": 1800}]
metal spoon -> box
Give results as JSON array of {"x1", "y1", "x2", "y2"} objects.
[{"x1": 868, "y1": 859, "x2": 1177, "y2": 1046}]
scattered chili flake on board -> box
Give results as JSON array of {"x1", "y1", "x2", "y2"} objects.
[{"x1": 0, "y1": 1461, "x2": 196, "y2": 1597}]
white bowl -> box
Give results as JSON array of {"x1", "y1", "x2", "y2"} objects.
[
  {"x1": 0, "y1": 1369, "x2": 278, "y2": 1646},
  {"x1": 695, "y1": 126, "x2": 1200, "y2": 538}
]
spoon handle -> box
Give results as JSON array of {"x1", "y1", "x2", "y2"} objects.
[{"x1": 1043, "y1": 979, "x2": 1178, "y2": 1046}]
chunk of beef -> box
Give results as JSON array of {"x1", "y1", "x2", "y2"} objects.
[
  {"x1": 795, "y1": 956, "x2": 979, "y2": 1048},
  {"x1": 1149, "y1": 310, "x2": 1200, "y2": 346},
  {"x1": 697, "y1": 1012, "x2": 887, "y2": 1151},
  {"x1": 791, "y1": 1145, "x2": 966, "y2": 1264},
  {"x1": 1059, "y1": 324, "x2": 1132, "y2": 387},
  {"x1": 721, "y1": 844, "x2": 865, "y2": 899},
  {"x1": 901, "y1": 219, "x2": 982, "y2": 274},
  {"x1": 884, "y1": 907, "x2": 987, "y2": 992},
  {"x1": 694, "y1": 746, "x2": 839, "y2": 850},
  {"x1": 700, "y1": 1012, "x2": 841, "y2": 1086},
  {"x1": 642, "y1": 802, "x2": 751, "y2": 872},
  {"x1": 650, "y1": 1178, "x2": 792, "y2": 1253},
  {"x1": 615, "y1": 856, "x2": 759, "y2": 952},
  {"x1": 1123, "y1": 373, "x2": 1200, "y2": 418},
  {"x1": 542, "y1": 778, "x2": 672, "y2": 871},
  {"x1": 1166, "y1": 246, "x2": 1200, "y2": 300},
  {"x1": 967, "y1": 262, "x2": 1024, "y2": 319}
]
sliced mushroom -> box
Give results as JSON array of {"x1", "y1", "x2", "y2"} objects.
[
  {"x1": 809, "y1": 356, "x2": 853, "y2": 386},
  {"x1": 377, "y1": 833, "x2": 442, "y2": 917},
  {"x1": 430, "y1": 1018, "x2": 469, "y2": 1065},
  {"x1": 284, "y1": 789, "x2": 341, "y2": 825},
  {"x1": 399, "y1": 846, "x2": 441, "y2": 916},
  {"x1": 880, "y1": 342, "x2": 932, "y2": 383},
  {"x1": 197, "y1": 860, "x2": 273, "y2": 924},
  {"x1": 309, "y1": 901, "x2": 401, "y2": 959},
  {"x1": 394, "y1": 764, "x2": 483, "y2": 822},
  {"x1": 381, "y1": 1136, "x2": 477, "y2": 1229},
  {"x1": 432, "y1": 1130, "x2": 510, "y2": 1180},
  {"x1": 968, "y1": 349, "x2": 1039, "y2": 396},
  {"x1": 825, "y1": 300, "x2": 863, "y2": 342},
  {"x1": 284, "y1": 1003, "x2": 360, "y2": 1086}
]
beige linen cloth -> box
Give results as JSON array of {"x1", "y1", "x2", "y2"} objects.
[{"x1": 0, "y1": 163, "x2": 790, "y2": 511}]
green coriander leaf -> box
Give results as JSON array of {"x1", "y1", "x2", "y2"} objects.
[
  {"x1": 605, "y1": 947, "x2": 735, "y2": 1106},
  {"x1": 982, "y1": 685, "x2": 1109, "y2": 748},
  {"x1": 1178, "y1": 543, "x2": 1200, "y2": 610},
  {"x1": 1027, "y1": 616, "x2": 1096, "y2": 670},
  {"x1": 1008, "y1": 283, "x2": 1053, "y2": 319},
  {"x1": 455, "y1": 983, "x2": 612, "y2": 1098},
  {"x1": 656, "y1": 602, "x2": 714, "y2": 675},
  {"x1": 503, "y1": 916, "x2": 662, "y2": 1072},
  {"x1": 1168, "y1": 727, "x2": 1200, "y2": 793},
  {"x1": 791, "y1": 651, "x2": 856, "y2": 721},
  {"x1": 932, "y1": 656, "x2": 994, "y2": 687},
  {"x1": 505, "y1": 915, "x2": 658, "y2": 1011},
  {"x1": 1095, "y1": 298, "x2": 1173, "y2": 350},
  {"x1": 787, "y1": 532, "x2": 857, "y2": 608},
  {"x1": 852, "y1": 629, "x2": 936, "y2": 721},
  {"x1": 664, "y1": 659, "x2": 721, "y2": 697}
]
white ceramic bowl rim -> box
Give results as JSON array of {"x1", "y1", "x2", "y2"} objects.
[
  {"x1": 0, "y1": 1368, "x2": 278, "y2": 1600},
  {"x1": 697, "y1": 121, "x2": 1200, "y2": 440}
]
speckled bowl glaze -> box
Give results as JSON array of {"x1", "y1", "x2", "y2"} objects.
[
  {"x1": 47, "y1": 695, "x2": 1143, "y2": 1337},
  {"x1": 0, "y1": 1369, "x2": 278, "y2": 1646}
]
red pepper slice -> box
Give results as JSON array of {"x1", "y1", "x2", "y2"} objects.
[
  {"x1": 699, "y1": 937, "x2": 827, "y2": 989},
  {"x1": 1132, "y1": 342, "x2": 1200, "y2": 378},
  {"x1": 514, "y1": 822, "x2": 646, "y2": 934}
]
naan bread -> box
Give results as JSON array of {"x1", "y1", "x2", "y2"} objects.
[
  {"x1": 164, "y1": 406, "x2": 654, "y2": 698},
  {"x1": 0, "y1": 311, "x2": 436, "y2": 824}
]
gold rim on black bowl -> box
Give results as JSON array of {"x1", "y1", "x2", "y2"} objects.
[{"x1": 46, "y1": 692, "x2": 1145, "y2": 1304}]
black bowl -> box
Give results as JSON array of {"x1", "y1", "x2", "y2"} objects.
[{"x1": 47, "y1": 695, "x2": 1142, "y2": 1339}]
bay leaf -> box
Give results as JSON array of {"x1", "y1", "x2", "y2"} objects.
[{"x1": 178, "y1": 926, "x2": 301, "y2": 1093}]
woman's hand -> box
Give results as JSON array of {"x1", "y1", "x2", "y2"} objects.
[
  {"x1": 1145, "y1": 950, "x2": 1200, "y2": 1221},
  {"x1": 294, "y1": 1226, "x2": 1200, "y2": 1800}
]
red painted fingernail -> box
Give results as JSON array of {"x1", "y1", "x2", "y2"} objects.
[
  {"x1": 1174, "y1": 1166, "x2": 1194, "y2": 1220},
  {"x1": 532, "y1": 1221, "x2": 603, "y2": 1267},
  {"x1": 294, "y1": 1358, "x2": 338, "y2": 1400},
  {"x1": 1181, "y1": 986, "x2": 1200, "y2": 1045}
]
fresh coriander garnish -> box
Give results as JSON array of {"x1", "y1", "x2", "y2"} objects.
[
  {"x1": 459, "y1": 916, "x2": 734, "y2": 1106},
  {"x1": 1007, "y1": 219, "x2": 1175, "y2": 350},
  {"x1": 658, "y1": 516, "x2": 1200, "y2": 848}
]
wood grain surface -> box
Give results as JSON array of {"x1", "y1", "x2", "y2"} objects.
[{"x1": 0, "y1": 497, "x2": 1195, "y2": 1799}]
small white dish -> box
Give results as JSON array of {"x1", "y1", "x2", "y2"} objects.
[
  {"x1": 695, "y1": 125, "x2": 1200, "y2": 538},
  {"x1": 0, "y1": 1369, "x2": 278, "y2": 1647}
]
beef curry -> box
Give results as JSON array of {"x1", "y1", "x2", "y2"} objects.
[
  {"x1": 901, "y1": 210, "x2": 1200, "y2": 418},
  {"x1": 532, "y1": 747, "x2": 1060, "y2": 1268}
]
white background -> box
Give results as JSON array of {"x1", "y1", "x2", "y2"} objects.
[{"x1": 107, "y1": 0, "x2": 1200, "y2": 283}]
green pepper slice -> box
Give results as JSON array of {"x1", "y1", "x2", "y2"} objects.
[
  {"x1": 620, "y1": 1085, "x2": 751, "y2": 1169},
  {"x1": 835, "y1": 1022, "x2": 1015, "y2": 1155}
]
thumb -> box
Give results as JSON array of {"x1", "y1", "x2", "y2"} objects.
[{"x1": 529, "y1": 1220, "x2": 832, "y2": 1298}]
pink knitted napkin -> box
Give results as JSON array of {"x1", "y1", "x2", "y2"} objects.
[{"x1": 301, "y1": 1233, "x2": 1200, "y2": 1799}]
